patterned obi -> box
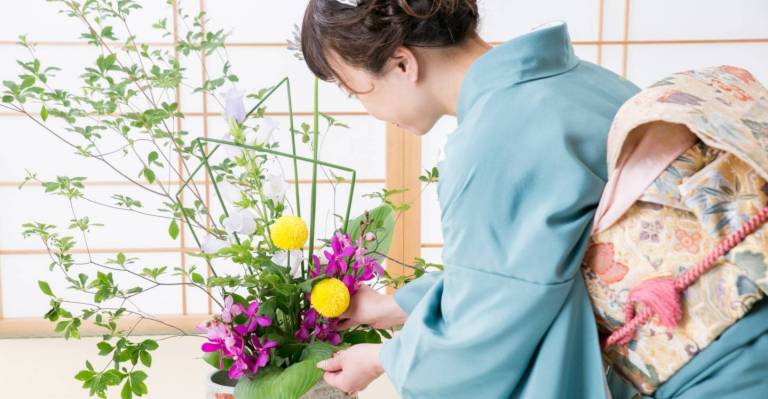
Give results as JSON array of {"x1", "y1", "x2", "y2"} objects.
[{"x1": 583, "y1": 65, "x2": 768, "y2": 394}]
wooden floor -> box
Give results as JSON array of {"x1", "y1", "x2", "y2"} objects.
[{"x1": 0, "y1": 336, "x2": 399, "y2": 398}]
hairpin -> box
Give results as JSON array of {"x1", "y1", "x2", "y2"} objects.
[{"x1": 334, "y1": 0, "x2": 361, "y2": 7}]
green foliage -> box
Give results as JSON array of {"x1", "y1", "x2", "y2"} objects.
[{"x1": 234, "y1": 342, "x2": 339, "y2": 399}]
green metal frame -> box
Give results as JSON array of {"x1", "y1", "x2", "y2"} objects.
[{"x1": 174, "y1": 77, "x2": 358, "y2": 266}]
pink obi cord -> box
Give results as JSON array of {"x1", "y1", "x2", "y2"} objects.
[{"x1": 604, "y1": 205, "x2": 768, "y2": 347}]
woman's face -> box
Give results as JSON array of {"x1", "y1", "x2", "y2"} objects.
[{"x1": 327, "y1": 49, "x2": 442, "y2": 135}]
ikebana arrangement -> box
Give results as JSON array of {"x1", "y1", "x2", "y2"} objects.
[{"x1": 1, "y1": 1, "x2": 440, "y2": 398}]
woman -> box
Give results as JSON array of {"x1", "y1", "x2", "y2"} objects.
[{"x1": 302, "y1": 0, "x2": 639, "y2": 397}]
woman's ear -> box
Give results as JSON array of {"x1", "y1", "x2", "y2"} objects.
[{"x1": 389, "y1": 46, "x2": 420, "y2": 84}]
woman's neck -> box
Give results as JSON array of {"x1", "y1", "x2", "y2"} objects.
[{"x1": 420, "y1": 35, "x2": 492, "y2": 117}]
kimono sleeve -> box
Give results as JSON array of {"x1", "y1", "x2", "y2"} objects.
[
  {"x1": 392, "y1": 271, "x2": 444, "y2": 315},
  {"x1": 378, "y1": 262, "x2": 607, "y2": 398}
]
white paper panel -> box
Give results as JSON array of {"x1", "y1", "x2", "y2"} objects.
[
  {"x1": 0, "y1": 0, "x2": 203, "y2": 42},
  {"x1": 1, "y1": 252, "x2": 184, "y2": 318},
  {"x1": 630, "y1": 0, "x2": 768, "y2": 40},
  {"x1": 627, "y1": 43, "x2": 768, "y2": 88},
  {"x1": 601, "y1": 0, "x2": 629, "y2": 41},
  {"x1": 478, "y1": 0, "x2": 601, "y2": 42}
]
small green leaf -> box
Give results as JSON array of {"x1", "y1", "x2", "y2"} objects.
[
  {"x1": 139, "y1": 350, "x2": 152, "y2": 367},
  {"x1": 141, "y1": 167, "x2": 155, "y2": 183},
  {"x1": 38, "y1": 280, "x2": 54, "y2": 296},
  {"x1": 168, "y1": 219, "x2": 179, "y2": 240},
  {"x1": 141, "y1": 339, "x2": 159, "y2": 351},
  {"x1": 40, "y1": 105, "x2": 48, "y2": 121},
  {"x1": 121, "y1": 381, "x2": 132, "y2": 399},
  {"x1": 191, "y1": 272, "x2": 205, "y2": 285},
  {"x1": 97, "y1": 341, "x2": 113, "y2": 355}
]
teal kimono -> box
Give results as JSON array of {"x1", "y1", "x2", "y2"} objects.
[{"x1": 378, "y1": 22, "x2": 640, "y2": 398}]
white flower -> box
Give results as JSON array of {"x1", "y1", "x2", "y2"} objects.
[
  {"x1": 271, "y1": 250, "x2": 304, "y2": 278},
  {"x1": 222, "y1": 207, "x2": 258, "y2": 236},
  {"x1": 218, "y1": 180, "x2": 242, "y2": 203},
  {"x1": 201, "y1": 235, "x2": 229, "y2": 254},
  {"x1": 264, "y1": 172, "x2": 288, "y2": 203},
  {"x1": 245, "y1": 117, "x2": 280, "y2": 146}
]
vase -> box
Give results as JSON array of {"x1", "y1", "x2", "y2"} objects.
[{"x1": 206, "y1": 370, "x2": 359, "y2": 399}]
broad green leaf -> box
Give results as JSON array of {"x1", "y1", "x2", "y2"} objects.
[
  {"x1": 346, "y1": 204, "x2": 396, "y2": 257},
  {"x1": 234, "y1": 341, "x2": 338, "y2": 399}
]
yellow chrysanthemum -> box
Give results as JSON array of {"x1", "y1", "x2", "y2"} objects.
[
  {"x1": 270, "y1": 215, "x2": 308, "y2": 250},
  {"x1": 310, "y1": 278, "x2": 350, "y2": 318}
]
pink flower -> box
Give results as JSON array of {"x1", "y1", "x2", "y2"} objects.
[
  {"x1": 200, "y1": 298, "x2": 276, "y2": 379},
  {"x1": 221, "y1": 296, "x2": 242, "y2": 323}
]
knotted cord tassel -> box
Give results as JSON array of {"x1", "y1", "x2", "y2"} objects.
[{"x1": 605, "y1": 205, "x2": 768, "y2": 348}]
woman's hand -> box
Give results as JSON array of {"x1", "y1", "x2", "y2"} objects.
[
  {"x1": 316, "y1": 344, "x2": 384, "y2": 395},
  {"x1": 336, "y1": 285, "x2": 407, "y2": 330}
]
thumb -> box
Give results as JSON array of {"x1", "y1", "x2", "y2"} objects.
[
  {"x1": 336, "y1": 318, "x2": 357, "y2": 330},
  {"x1": 316, "y1": 355, "x2": 343, "y2": 372}
]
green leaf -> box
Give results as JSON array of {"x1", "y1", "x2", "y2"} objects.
[
  {"x1": 141, "y1": 167, "x2": 155, "y2": 184},
  {"x1": 116, "y1": 252, "x2": 126, "y2": 266},
  {"x1": 141, "y1": 339, "x2": 159, "y2": 351},
  {"x1": 202, "y1": 350, "x2": 235, "y2": 370},
  {"x1": 234, "y1": 342, "x2": 338, "y2": 399},
  {"x1": 38, "y1": 280, "x2": 54, "y2": 296},
  {"x1": 346, "y1": 204, "x2": 396, "y2": 257},
  {"x1": 139, "y1": 351, "x2": 152, "y2": 367},
  {"x1": 191, "y1": 272, "x2": 205, "y2": 285},
  {"x1": 97, "y1": 341, "x2": 113, "y2": 356},
  {"x1": 168, "y1": 219, "x2": 179, "y2": 240},
  {"x1": 40, "y1": 105, "x2": 48, "y2": 121},
  {"x1": 121, "y1": 381, "x2": 132, "y2": 399}
]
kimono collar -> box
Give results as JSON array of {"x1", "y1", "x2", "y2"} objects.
[{"x1": 456, "y1": 21, "x2": 580, "y2": 122}]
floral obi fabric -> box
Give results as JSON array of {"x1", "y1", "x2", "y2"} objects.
[{"x1": 582, "y1": 65, "x2": 768, "y2": 394}]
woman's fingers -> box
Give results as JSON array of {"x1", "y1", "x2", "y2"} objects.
[
  {"x1": 336, "y1": 317, "x2": 357, "y2": 330},
  {"x1": 316, "y1": 355, "x2": 343, "y2": 372}
]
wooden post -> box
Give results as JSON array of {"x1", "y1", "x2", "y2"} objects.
[{"x1": 385, "y1": 124, "x2": 422, "y2": 294}]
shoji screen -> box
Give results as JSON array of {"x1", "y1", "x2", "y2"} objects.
[{"x1": 0, "y1": 0, "x2": 397, "y2": 336}]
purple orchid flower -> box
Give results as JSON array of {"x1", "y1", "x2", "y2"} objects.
[
  {"x1": 233, "y1": 301, "x2": 272, "y2": 335},
  {"x1": 251, "y1": 335, "x2": 279, "y2": 371},
  {"x1": 228, "y1": 355, "x2": 251, "y2": 379}
]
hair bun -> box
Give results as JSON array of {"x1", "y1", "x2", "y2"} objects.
[{"x1": 398, "y1": 0, "x2": 475, "y2": 20}]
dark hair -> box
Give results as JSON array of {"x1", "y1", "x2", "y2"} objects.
[{"x1": 301, "y1": 0, "x2": 479, "y2": 90}]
